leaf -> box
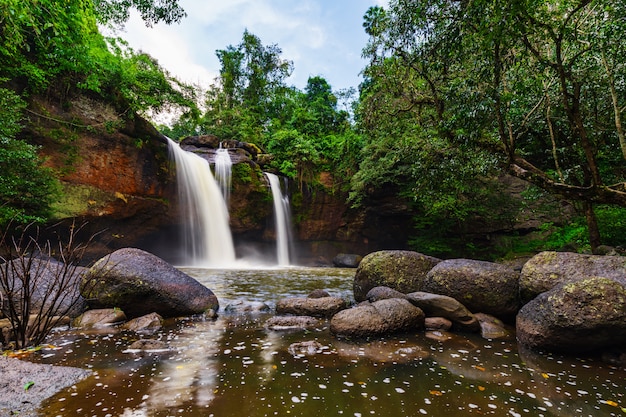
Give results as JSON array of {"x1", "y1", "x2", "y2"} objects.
[
  {"x1": 603, "y1": 400, "x2": 619, "y2": 407},
  {"x1": 429, "y1": 390, "x2": 443, "y2": 396},
  {"x1": 24, "y1": 381, "x2": 35, "y2": 391}
]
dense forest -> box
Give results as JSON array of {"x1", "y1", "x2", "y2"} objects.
[{"x1": 2, "y1": 0, "x2": 626, "y2": 259}]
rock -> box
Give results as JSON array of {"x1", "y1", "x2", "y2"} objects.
[
  {"x1": 73, "y1": 308, "x2": 127, "y2": 328},
  {"x1": 330, "y1": 298, "x2": 425, "y2": 338},
  {"x1": 121, "y1": 312, "x2": 163, "y2": 333},
  {"x1": 516, "y1": 277, "x2": 626, "y2": 353},
  {"x1": 265, "y1": 316, "x2": 321, "y2": 331},
  {"x1": 82, "y1": 248, "x2": 219, "y2": 318},
  {"x1": 353, "y1": 250, "x2": 441, "y2": 302},
  {"x1": 425, "y1": 317, "x2": 453, "y2": 331},
  {"x1": 423, "y1": 259, "x2": 520, "y2": 319},
  {"x1": 275, "y1": 296, "x2": 347, "y2": 318},
  {"x1": 128, "y1": 339, "x2": 169, "y2": 351},
  {"x1": 0, "y1": 258, "x2": 87, "y2": 318},
  {"x1": 405, "y1": 291, "x2": 481, "y2": 332},
  {"x1": 519, "y1": 251, "x2": 626, "y2": 303},
  {"x1": 365, "y1": 286, "x2": 407, "y2": 302},
  {"x1": 475, "y1": 313, "x2": 510, "y2": 340},
  {"x1": 334, "y1": 339, "x2": 430, "y2": 363},
  {"x1": 288, "y1": 341, "x2": 326, "y2": 356},
  {"x1": 333, "y1": 253, "x2": 363, "y2": 268},
  {"x1": 307, "y1": 289, "x2": 331, "y2": 298},
  {"x1": 224, "y1": 300, "x2": 271, "y2": 314}
]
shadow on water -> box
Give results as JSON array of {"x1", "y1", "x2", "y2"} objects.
[{"x1": 33, "y1": 267, "x2": 626, "y2": 417}]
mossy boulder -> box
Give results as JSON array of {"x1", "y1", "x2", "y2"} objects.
[
  {"x1": 353, "y1": 250, "x2": 441, "y2": 302},
  {"x1": 516, "y1": 277, "x2": 626, "y2": 352},
  {"x1": 422, "y1": 259, "x2": 521, "y2": 320},
  {"x1": 82, "y1": 248, "x2": 219, "y2": 318},
  {"x1": 519, "y1": 251, "x2": 626, "y2": 303}
]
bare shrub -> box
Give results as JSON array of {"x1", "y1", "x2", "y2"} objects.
[{"x1": 0, "y1": 221, "x2": 99, "y2": 349}]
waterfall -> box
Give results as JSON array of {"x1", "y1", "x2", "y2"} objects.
[
  {"x1": 168, "y1": 138, "x2": 236, "y2": 267},
  {"x1": 214, "y1": 144, "x2": 232, "y2": 206},
  {"x1": 265, "y1": 172, "x2": 296, "y2": 266}
]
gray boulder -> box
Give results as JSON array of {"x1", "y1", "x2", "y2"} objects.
[
  {"x1": 82, "y1": 248, "x2": 219, "y2": 318},
  {"x1": 475, "y1": 313, "x2": 511, "y2": 340},
  {"x1": 519, "y1": 251, "x2": 626, "y2": 303},
  {"x1": 353, "y1": 250, "x2": 441, "y2": 302},
  {"x1": 406, "y1": 291, "x2": 481, "y2": 333},
  {"x1": 333, "y1": 253, "x2": 363, "y2": 268},
  {"x1": 73, "y1": 308, "x2": 127, "y2": 328},
  {"x1": 423, "y1": 259, "x2": 520, "y2": 319},
  {"x1": 516, "y1": 277, "x2": 626, "y2": 352},
  {"x1": 224, "y1": 300, "x2": 271, "y2": 314},
  {"x1": 275, "y1": 296, "x2": 347, "y2": 318},
  {"x1": 330, "y1": 298, "x2": 425, "y2": 338},
  {"x1": 122, "y1": 312, "x2": 163, "y2": 333}
]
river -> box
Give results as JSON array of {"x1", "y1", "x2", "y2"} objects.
[{"x1": 33, "y1": 267, "x2": 625, "y2": 416}]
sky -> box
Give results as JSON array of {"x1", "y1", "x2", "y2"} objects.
[{"x1": 107, "y1": 0, "x2": 389, "y2": 94}]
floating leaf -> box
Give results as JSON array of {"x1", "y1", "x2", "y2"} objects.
[
  {"x1": 603, "y1": 400, "x2": 619, "y2": 407},
  {"x1": 24, "y1": 381, "x2": 35, "y2": 391},
  {"x1": 541, "y1": 373, "x2": 550, "y2": 379},
  {"x1": 473, "y1": 365, "x2": 486, "y2": 372},
  {"x1": 478, "y1": 386, "x2": 486, "y2": 391},
  {"x1": 429, "y1": 390, "x2": 443, "y2": 396}
]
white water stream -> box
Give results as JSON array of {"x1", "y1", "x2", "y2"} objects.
[
  {"x1": 214, "y1": 145, "x2": 232, "y2": 206},
  {"x1": 265, "y1": 172, "x2": 296, "y2": 266},
  {"x1": 168, "y1": 139, "x2": 236, "y2": 267}
]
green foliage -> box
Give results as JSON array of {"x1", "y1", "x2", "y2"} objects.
[
  {"x1": 93, "y1": 0, "x2": 186, "y2": 27},
  {"x1": 0, "y1": 89, "x2": 59, "y2": 226}
]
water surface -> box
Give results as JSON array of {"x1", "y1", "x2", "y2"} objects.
[{"x1": 34, "y1": 267, "x2": 625, "y2": 417}]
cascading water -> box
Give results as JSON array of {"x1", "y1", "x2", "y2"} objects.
[
  {"x1": 214, "y1": 144, "x2": 232, "y2": 206},
  {"x1": 168, "y1": 138, "x2": 236, "y2": 267},
  {"x1": 265, "y1": 172, "x2": 296, "y2": 266}
]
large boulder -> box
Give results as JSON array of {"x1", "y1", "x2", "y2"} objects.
[
  {"x1": 519, "y1": 251, "x2": 626, "y2": 303},
  {"x1": 516, "y1": 277, "x2": 626, "y2": 353},
  {"x1": 423, "y1": 259, "x2": 520, "y2": 319},
  {"x1": 332, "y1": 253, "x2": 363, "y2": 268},
  {"x1": 275, "y1": 296, "x2": 347, "y2": 318},
  {"x1": 330, "y1": 298, "x2": 425, "y2": 338},
  {"x1": 82, "y1": 248, "x2": 219, "y2": 318},
  {"x1": 0, "y1": 257, "x2": 87, "y2": 318},
  {"x1": 353, "y1": 250, "x2": 441, "y2": 302}
]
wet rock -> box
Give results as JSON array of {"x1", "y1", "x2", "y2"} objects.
[
  {"x1": 73, "y1": 308, "x2": 127, "y2": 328},
  {"x1": 405, "y1": 291, "x2": 481, "y2": 333},
  {"x1": 519, "y1": 251, "x2": 626, "y2": 303},
  {"x1": 288, "y1": 341, "x2": 326, "y2": 356},
  {"x1": 122, "y1": 312, "x2": 163, "y2": 333},
  {"x1": 353, "y1": 250, "x2": 441, "y2": 302},
  {"x1": 334, "y1": 339, "x2": 430, "y2": 363},
  {"x1": 275, "y1": 296, "x2": 347, "y2": 318},
  {"x1": 333, "y1": 253, "x2": 363, "y2": 268},
  {"x1": 516, "y1": 277, "x2": 626, "y2": 352},
  {"x1": 307, "y1": 289, "x2": 331, "y2": 298},
  {"x1": 330, "y1": 298, "x2": 425, "y2": 338},
  {"x1": 475, "y1": 313, "x2": 511, "y2": 340},
  {"x1": 224, "y1": 300, "x2": 271, "y2": 314},
  {"x1": 82, "y1": 248, "x2": 219, "y2": 318},
  {"x1": 265, "y1": 316, "x2": 321, "y2": 331},
  {"x1": 425, "y1": 317, "x2": 453, "y2": 331},
  {"x1": 423, "y1": 259, "x2": 520, "y2": 319},
  {"x1": 128, "y1": 339, "x2": 169, "y2": 351},
  {"x1": 365, "y1": 286, "x2": 407, "y2": 302}
]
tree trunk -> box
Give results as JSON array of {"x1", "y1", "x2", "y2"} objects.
[{"x1": 583, "y1": 201, "x2": 601, "y2": 253}]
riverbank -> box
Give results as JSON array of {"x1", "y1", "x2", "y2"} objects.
[{"x1": 0, "y1": 356, "x2": 90, "y2": 416}]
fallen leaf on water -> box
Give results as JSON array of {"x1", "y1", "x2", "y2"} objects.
[
  {"x1": 478, "y1": 386, "x2": 486, "y2": 391},
  {"x1": 541, "y1": 373, "x2": 550, "y2": 379},
  {"x1": 473, "y1": 365, "x2": 486, "y2": 372},
  {"x1": 429, "y1": 390, "x2": 443, "y2": 396},
  {"x1": 602, "y1": 400, "x2": 619, "y2": 407}
]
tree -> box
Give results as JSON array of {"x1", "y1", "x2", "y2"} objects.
[
  {"x1": 93, "y1": 0, "x2": 186, "y2": 27},
  {"x1": 356, "y1": 0, "x2": 626, "y2": 252}
]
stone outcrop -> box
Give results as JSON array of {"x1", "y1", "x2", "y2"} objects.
[
  {"x1": 122, "y1": 312, "x2": 164, "y2": 333},
  {"x1": 423, "y1": 258, "x2": 521, "y2": 319},
  {"x1": 265, "y1": 316, "x2": 321, "y2": 331},
  {"x1": 73, "y1": 308, "x2": 127, "y2": 328},
  {"x1": 332, "y1": 253, "x2": 363, "y2": 268},
  {"x1": 353, "y1": 250, "x2": 441, "y2": 302},
  {"x1": 519, "y1": 251, "x2": 626, "y2": 303},
  {"x1": 330, "y1": 298, "x2": 425, "y2": 338},
  {"x1": 516, "y1": 277, "x2": 626, "y2": 352},
  {"x1": 275, "y1": 296, "x2": 347, "y2": 318},
  {"x1": 82, "y1": 248, "x2": 219, "y2": 318}
]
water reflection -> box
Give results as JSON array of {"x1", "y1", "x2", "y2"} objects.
[{"x1": 35, "y1": 267, "x2": 626, "y2": 417}]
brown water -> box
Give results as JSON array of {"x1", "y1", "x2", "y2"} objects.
[{"x1": 32, "y1": 267, "x2": 625, "y2": 417}]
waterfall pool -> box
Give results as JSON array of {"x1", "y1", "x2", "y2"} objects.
[{"x1": 33, "y1": 267, "x2": 625, "y2": 416}]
